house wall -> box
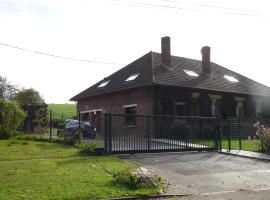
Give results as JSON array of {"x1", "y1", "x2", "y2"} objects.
[
  {"x1": 153, "y1": 85, "x2": 270, "y2": 118},
  {"x1": 77, "y1": 86, "x2": 153, "y2": 115}
]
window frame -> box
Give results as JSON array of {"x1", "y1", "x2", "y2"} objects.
[{"x1": 123, "y1": 104, "x2": 137, "y2": 126}]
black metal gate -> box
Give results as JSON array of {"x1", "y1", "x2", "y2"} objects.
[
  {"x1": 104, "y1": 113, "x2": 221, "y2": 154},
  {"x1": 227, "y1": 117, "x2": 241, "y2": 151}
]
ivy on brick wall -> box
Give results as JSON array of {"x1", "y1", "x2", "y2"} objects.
[
  {"x1": 199, "y1": 92, "x2": 212, "y2": 117},
  {"x1": 152, "y1": 85, "x2": 265, "y2": 118},
  {"x1": 153, "y1": 86, "x2": 197, "y2": 116}
]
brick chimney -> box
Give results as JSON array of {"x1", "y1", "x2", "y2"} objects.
[
  {"x1": 161, "y1": 36, "x2": 171, "y2": 66},
  {"x1": 201, "y1": 46, "x2": 211, "y2": 75}
]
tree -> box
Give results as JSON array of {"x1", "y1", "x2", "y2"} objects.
[
  {"x1": 14, "y1": 88, "x2": 47, "y2": 132},
  {"x1": 14, "y1": 88, "x2": 45, "y2": 105},
  {"x1": 0, "y1": 75, "x2": 19, "y2": 100},
  {"x1": 0, "y1": 99, "x2": 26, "y2": 138}
]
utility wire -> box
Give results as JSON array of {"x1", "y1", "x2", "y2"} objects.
[
  {"x1": 159, "y1": 0, "x2": 256, "y2": 13},
  {"x1": 110, "y1": 0, "x2": 269, "y2": 18},
  {"x1": 0, "y1": 42, "x2": 122, "y2": 65}
]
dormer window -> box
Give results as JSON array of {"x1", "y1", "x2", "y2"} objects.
[
  {"x1": 125, "y1": 73, "x2": 140, "y2": 82},
  {"x1": 224, "y1": 75, "x2": 239, "y2": 83},
  {"x1": 183, "y1": 70, "x2": 199, "y2": 77},
  {"x1": 98, "y1": 80, "x2": 110, "y2": 88}
]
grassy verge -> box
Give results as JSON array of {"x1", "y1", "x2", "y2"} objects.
[
  {"x1": 221, "y1": 139, "x2": 262, "y2": 152},
  {"x1": 48, "y1": 103, "x2": 76, "y2": 119},
  {"x1": 0, "y1": 140, "x2": 159, "y2": 199}
]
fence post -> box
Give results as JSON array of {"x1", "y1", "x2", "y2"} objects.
[
  {"x1": 107, "y1": 113, "x2": 112, "y2": 153},
  {"x1": 104, "y1": 113, "x2": 108, "y2": 154},
  {"x1": 216, "y1": 118, "x2": 222, "y2": 151},
  {"x1": 147, "y1": 116, "x2": 150, "y2": 151},
  {"x1": 49, "y1": 109, "x2": 52, "y2": 139},
  {"x1": 239, "y1": 118, "x2": 242, "y2": 150},
  {"x1": 12, "y1": 110, "x2": 16, "y2": 138},
  {"x1": 78, "y1": 111, "x2": 81, "y2": 136},
  {"x1": 227, "y1": 119, "x2": 231, "y2": 152},
  {"x1": 104, "y1": 113, "x2": 112, "y2": 154}
]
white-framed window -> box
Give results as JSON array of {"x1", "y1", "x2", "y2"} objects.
[
  {"x1": 235, "y1": 97, "x2": 245, "y2": 117},
  {"x1": 175, "y1": 102, "x2": 186, "y2": 116},
  {"x1": 123, "y1": 104, "x2": 137, "y2": 125},
  {"x1": 209, "y1": 94, "x2": 222, "y2": 116}
]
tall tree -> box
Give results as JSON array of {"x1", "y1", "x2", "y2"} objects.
[
  {"x1": 14, "y1": 88, "x2": 45, "y2": 105},
  {"x1": 0, "y1": 76, "x2": 19, "y2": 100}
]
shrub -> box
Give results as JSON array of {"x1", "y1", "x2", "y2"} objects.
[
  {"x1": 253, "y1": 121, "x2": 270, "y2": 153},
  {"x1": 15, "y1": 135, "x2": 78, "y2": 146},
  {"x1": 78, "y1": 142, "x2": 98, "y2": 155},
  {"x1": 0, "y1": 99, "x2": 26, "y2": 138},
  {"x1": 112, "y1": 169, "x2": 164, "y2": 190},
  {"x1": 52, "y1": 118, "x2": 65, "y2": 129}
]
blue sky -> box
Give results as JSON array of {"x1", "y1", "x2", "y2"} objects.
[{"x1": 1, "y1": 0, "x2": 270, "y2": 103}]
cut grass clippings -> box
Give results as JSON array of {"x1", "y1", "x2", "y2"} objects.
[{"x1": 0, "y1": 140, "x2": 159, "y2": 199}]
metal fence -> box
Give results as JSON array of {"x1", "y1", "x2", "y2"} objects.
[
  {"x1": 104, "y1": 113, "x2": 221, "y2": 154},
  {"x1": 220, "y1": 117, "x2": 270, "y2": 152}
]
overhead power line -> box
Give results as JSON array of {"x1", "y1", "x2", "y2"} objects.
[
  {"x1": 110, "y1": 0, "x2": 269, "y2": 18},
  {"x1": 0, "y1": 42, "x2": 122, "y2": 65}
]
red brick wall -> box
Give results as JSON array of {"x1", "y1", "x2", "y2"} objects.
[{"x1": 77, "y1": 86, "x2": 153, "y2": 115}]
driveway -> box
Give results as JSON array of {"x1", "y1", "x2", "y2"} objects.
[{"x1": 120, "y1": 152, "x2": 270, "y2": 198}]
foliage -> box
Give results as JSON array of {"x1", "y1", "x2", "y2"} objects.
[
  {"x1": 52, "y1": 118, "x2": 65, "y2": 128},
  {"x1": 253, "y1": 121, "x2": 270, "y2": 153},
  {"x1": 21, "y1": 104, "x2": 48, "y2": 132},
  {"x1": 0, "y1": 75, "x2": 19, "y2": 100},
  {"x1": 15, "y1": 135, "x2": 78, "y2": 146},
  {"x1": 220, "y1": 95, "x2": 237, "y2": 117},
  {"x1": 199, "y1": 93, "x2": 212, "y2": 116},
  {"x1": 0, "y1": 99, "x2": 26, "y2": 138},
  {"x1": 112, "y1": 169, "x2": 163, "y2": 191},
  {"x1": 153, "y1": 86, "x2": 194, "y2": 115},
  {"x1": 14, "y1": 88, "x2": 45, "y2": 105},
  {"x1": 77, "y1": 142, "x2": 98, "y2": 155},
  {"x1": 0, "y1": 140, "x2": 158, "y2": 199}
]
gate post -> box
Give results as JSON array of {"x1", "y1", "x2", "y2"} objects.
[
  {"x1": 104, "y1": 113, "x2": 112, "y2": 154},
  {"x1": 238, "y1": 117, "x2": 242, "y2": 150},
  {"x1": 216, "y1": 118, "x2": 222, "y2": 151},
  {"x1": 147, "y1": 116, "x2": 150, "y2": 151},
  {"x1": 227, "y1": 119, "x2": 231, "y2": 152}
]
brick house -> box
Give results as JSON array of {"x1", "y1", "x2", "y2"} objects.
[{"x1": 70, "y1": 36, "x2": 270, "y2": 134}]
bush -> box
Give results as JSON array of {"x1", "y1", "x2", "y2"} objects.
[
  {"x1": 253, "y1": 121, "x2": 270, "y2": 153},
  {"x1": 0, "y1": 99, "x2": 26, "y2": 138},
  {"x1": 15, "y1": 135, "x2": 79, "y2": 146},
  {"x1": 112, "y1": 169, "x2": 163, "y2": 190},
  {"x1": 52, "y1": 118, "x2": 65, "y2": 129},
  {"x1": 78, "y1": 142, "x2": 98, "y2": 155}
]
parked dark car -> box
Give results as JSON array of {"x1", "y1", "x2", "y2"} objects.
[{"x1": 57, "y1": 119, "x2": 96, "y2": 139}]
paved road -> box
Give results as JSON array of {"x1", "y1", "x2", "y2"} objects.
[{"x1": 119, "y1": 152, "x2": 270, "y2": 199}]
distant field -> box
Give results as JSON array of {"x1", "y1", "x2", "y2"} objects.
[{"x1": 48, "y1": 104, "x2": 76, "y2": 119}]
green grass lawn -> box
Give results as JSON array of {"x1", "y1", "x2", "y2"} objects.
[
  {"x1": 48, "y1": 104, "x2": 76, "y2": 119},
  {"x1": 0, "y1": 140, "x2": 158, "y2": 199},
  {"x1": 221, "y1": 139, "x2": 262, "y2": 152}
]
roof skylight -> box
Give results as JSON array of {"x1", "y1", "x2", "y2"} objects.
[
  {"x1": 125, "y1": 73, "x2": 140, "y2": 81},
  {"x1": 183, "y1": 70, "x2": 199, "y2": 77},
  {"x1": 224, "y1": 75, "x2": 239, "y2": 83},
  {"x1": 98, "y1": 80, "x2": 110, "y2": 88}
]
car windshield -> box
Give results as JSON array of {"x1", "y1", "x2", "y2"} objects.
[{"x1": 65, "y1": 120, "x2": 91, "y2": 129}]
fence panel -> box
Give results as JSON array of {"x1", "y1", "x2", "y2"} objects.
[{"x1": 104, "y1": 114, "x2": 220, "y2": 154}]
